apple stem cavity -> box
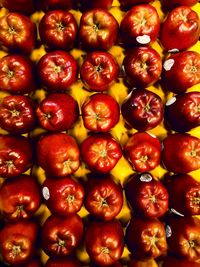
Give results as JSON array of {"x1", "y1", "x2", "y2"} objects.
[
  {"x1": 12, "y1": 245, "x2": 21, "y2": 257},
  {"x1": 101, "y1": 247, "x2": 110, "y2": 254}
]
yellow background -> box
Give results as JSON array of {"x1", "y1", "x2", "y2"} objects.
[{"x1": 0, "y1": 0, "x2": 200, "y2": 265}]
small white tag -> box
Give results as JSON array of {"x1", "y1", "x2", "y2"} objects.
[
  {"x1": 161, "y1": 142, "x2": 164, "y2": 151},
  {"x1": 163, "y1": 59, "x2": 175, "y2": 71},
  {"x1": 166, "y1": 97, "x2": 176, "y2": 106},
  {"x1": 171, "y1": 208, "x2": 184, "y2": 217},
  {"x1": 136, "y1": 35, "x2": 151, "y2": 44},
  {"x1": 147, "y1": 132, "x2": 156, "y2": 138},
  {"x1": 165, "y1": 225, "x2": 172, "y2": 238},
  {"x1": 42, "y1": 186, "x2": 50, "y2": 200},
  {"x1": 168, "y1": 48, "x2": 179, "y2": 53},
  {"x1": 140, "y1": 173, "x2": 152, "y2": 182}
]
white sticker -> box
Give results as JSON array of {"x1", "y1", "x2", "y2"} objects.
[
  {"x1": 161, "y1": 142, "x2": 164, "y2": 151},
  {"x1": 140, "y1": 173, "x2": 152, "y2": 182},
  {"x1": 171, "y1": 208, "x2": 184, "y2": 217},
  {"x1": 136, "y1": 35, "x2": 151, "y2": 44},
  {"x1": 163, "y1": 59, "x2": 175, "y2": 71},
  {"x1": 42, "y1": 186, "x2": 50, "y2": 200},
  {"x1": 165, "y1": 225, "x2": 172, "y2": 238},
  {"x1": 166, "y1": 97, "x2": 176, "y2": 106},
  {"x1": 147, "y1": 132, "x2": 156, "y2": 138},
  {"x1": 168, "y1": 48, "x2": 179, "y2": 53}
]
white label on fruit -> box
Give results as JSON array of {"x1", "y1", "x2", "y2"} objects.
[
  {"x1": 147, "y1": 132, "x2": 156, "y2": 138},
  {"x1": 136, "y1": 35, "x2": 151, "y2": 44},
  {"x1": 42, "y1": 186, "x2": 50, "y2": 200},
  {"x1": 171, "y1": 208, "x2": 184, "y2": 217},
  {"x1": 140, "y1": 173, "x2": 152, "y2": 182},
  {"x1": 165, "y1": 225, "x2": 172, "y2": 238},
  {"x1": 168, "y1": 48, "x2": 179, "y2": 53},
  {"x1": 163, "y1": 59, "x2": 175, "y2": 71},
  {"x1": 166, "y1": 97, "x2": 176, "y2": 106},
  {"x1": 161, "y1": 141, "x2": 164, "y2": 151}
]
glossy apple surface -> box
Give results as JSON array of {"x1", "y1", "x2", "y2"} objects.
[
  {"x1": 165, "y1": 92, "x2": 200, "y2": 132},
  {"x1": 37, "y1": 133, "x2": 80, "y2": 177},
  {"x1": 81, "y1": 133, "x2": 122, "y2": 173},
  {"x1": 0, "y1": 13, "x2": 36, "y2": 54},
  {"x1": 125, "y1": 173, "x2": 169, "y2": 218},
  {"x1": 121, "y1": 89, "x2": 163, "y2": 131},
  {"x1": 79, "y1": 9, "x2": 118, "y2": 50},
  {"x1": 0, "y1": 135, "x2": 33, "y2": 178},
  {"x1": 162, "y1": 51, "x2": 200, "y2": 94},
  {"x1": 123, "y1": 47, "x2": 162, "y2": 87},
  {"x1": 124, "y1": 132, "x2": 161, "y2": 172},
  {"x1": 42, "y1": 214, "x2": 84, "y2": 257},
  {"x1": 120, "y1": 5, "x2": 160, "y2": 46},
  {"x1": 82, "y1": 93, "x2": 120, "y2": 132},
  {"x1": 37, "y1": 51, "x2": 78, "y2": 91},
  {"x1": 42, "y1": 176, "x2": 84, "y2": 216},
  {"x1": 85, "y1": 176, "x2": 123, "y2": 221},
  {"x1": 80, "y1": 51, "x2": 119, "y2": 92},
  {"x1": 162, "y1": 133, "x2": 200, "y2": 174},
  {"x1": 85, "y1": 220, "x2": 124, "y2": 266},
  {"x1": 39, "y1": 10, "x2": 78, "y2": 50},
  {"x1": 36, "y1": 93, "x2": 79, "y2": 132},
  {"x1": 160, "y1": 6, "x2": 200, "y2": 51}
]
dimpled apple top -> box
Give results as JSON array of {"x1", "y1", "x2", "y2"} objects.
[
  {"x1": 125, "y1": 217, "x2": 167, "y2": 259},
  {"x1": 0, "y1": 174, "x2": 41, "y2": 221},
  {"x1": 120, "y1": 4, "x2": 160, "y2": 46},
  {"x1": 0, "y1": 54, "x2": 35, "y2": 94},
  {"x1": 79, "y1": 8, "x2": 119, "y2": 51},
  {"x1": 163, "y1": 51, "x2": 200, "y2": 94},
  {"x1": 160, "y1": 6, "x2": 200, "y2": 51},
  {"x1": 165, "y1": 91, "x2": 200, "y2": 133},
  {"x1": 37, "y1": 133, "x2": 80, "y2": 177},
  {"x1": 121, "y1": 89, "x2": 164, "y2": 131},
  {"x1": 36, "y1": 93, "x2": 79, "y2": 132},
  {"x1": 162, "y1": 133, "x2": 200, "y2": 174},
  {"x1": 0, "y1": 12, "x2": 36, "y2": 54},
  {"x1": 0, "y1": 135, "x2": 33, "y2": 178},
  {"x1": 0, "y1": 95, "x2": 36, "y2": 134},
  {"x1": 37, "y1": 50, "x2": 78, "y2": 91},
  {"x1": 39, "y1": 10, "x2": 78, "y2": 50},
  {"x1": 81, "y1": 93, "x2": 120, "y2": 132},
  {"x1": 80, "y1": 51, "x2": 119, "y2": 91},
  {"x1": 123, "y1": 46, "x2": 162, "y2": 88}
]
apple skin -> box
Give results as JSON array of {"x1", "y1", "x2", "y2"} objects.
[
  {"x1": 81, "y1": 93, "x2": 120, "y2": 132},
  {"x1": 164, "y1": 173, "x2": 200, "y2": 216},
  {"x1": 0, "y1": 54, "x2": 36, "y2": 94},
  {"x1": 162, "y1": 51, "x2": 200, "y2": 94},
  {"x1": 162, "y1": 133, "x2": 200, "y2": 174},
  {"x1": 80, "y1": 51, "x2": 119, "y2": 92},
  {"x1": 36, "y1": 93, "x2": 79, "y2": 132},
  {"x1": 0, "y1": 95, "x2": 36, "y2": 134},
  {"x1": 79, "y1": 8, "x2": 119, "y2": 51},
  {"x1": 124, "y1": 132, "x2": 161, "y2": 173},
  {"x1": 39, "y1": 10, "x2": 78, "y2": 51},
  {"x1": 0, "y1": 135, "x2": 33, "y2": 178},
  {"x1": 37, "y1": 51, "x2": 78, "y2": 92},
  {"x1": 123, "y1": 47, "x2": 162, "y2": 88},
  {"x1": 37, "y1": 133, "x2": 80, "y2": 177},
  {"x1": 160, "y1": 6, "x2": 200, "y2": 51},
  {"x1": 0, "y1": 12, "x2": 36, "y2": 54},
  {"x1": 81, "y1": 133, "x2": 122, "y2": 174},
  {"x1": 120, "y1": 5, "x2": 160, "y2": 46},
  {"x1": 164, "y1": 92, "x2": 200, "y2": 133},
  {"x1": 121, "y1": 89, "x2": 164, "y2": 131}
]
